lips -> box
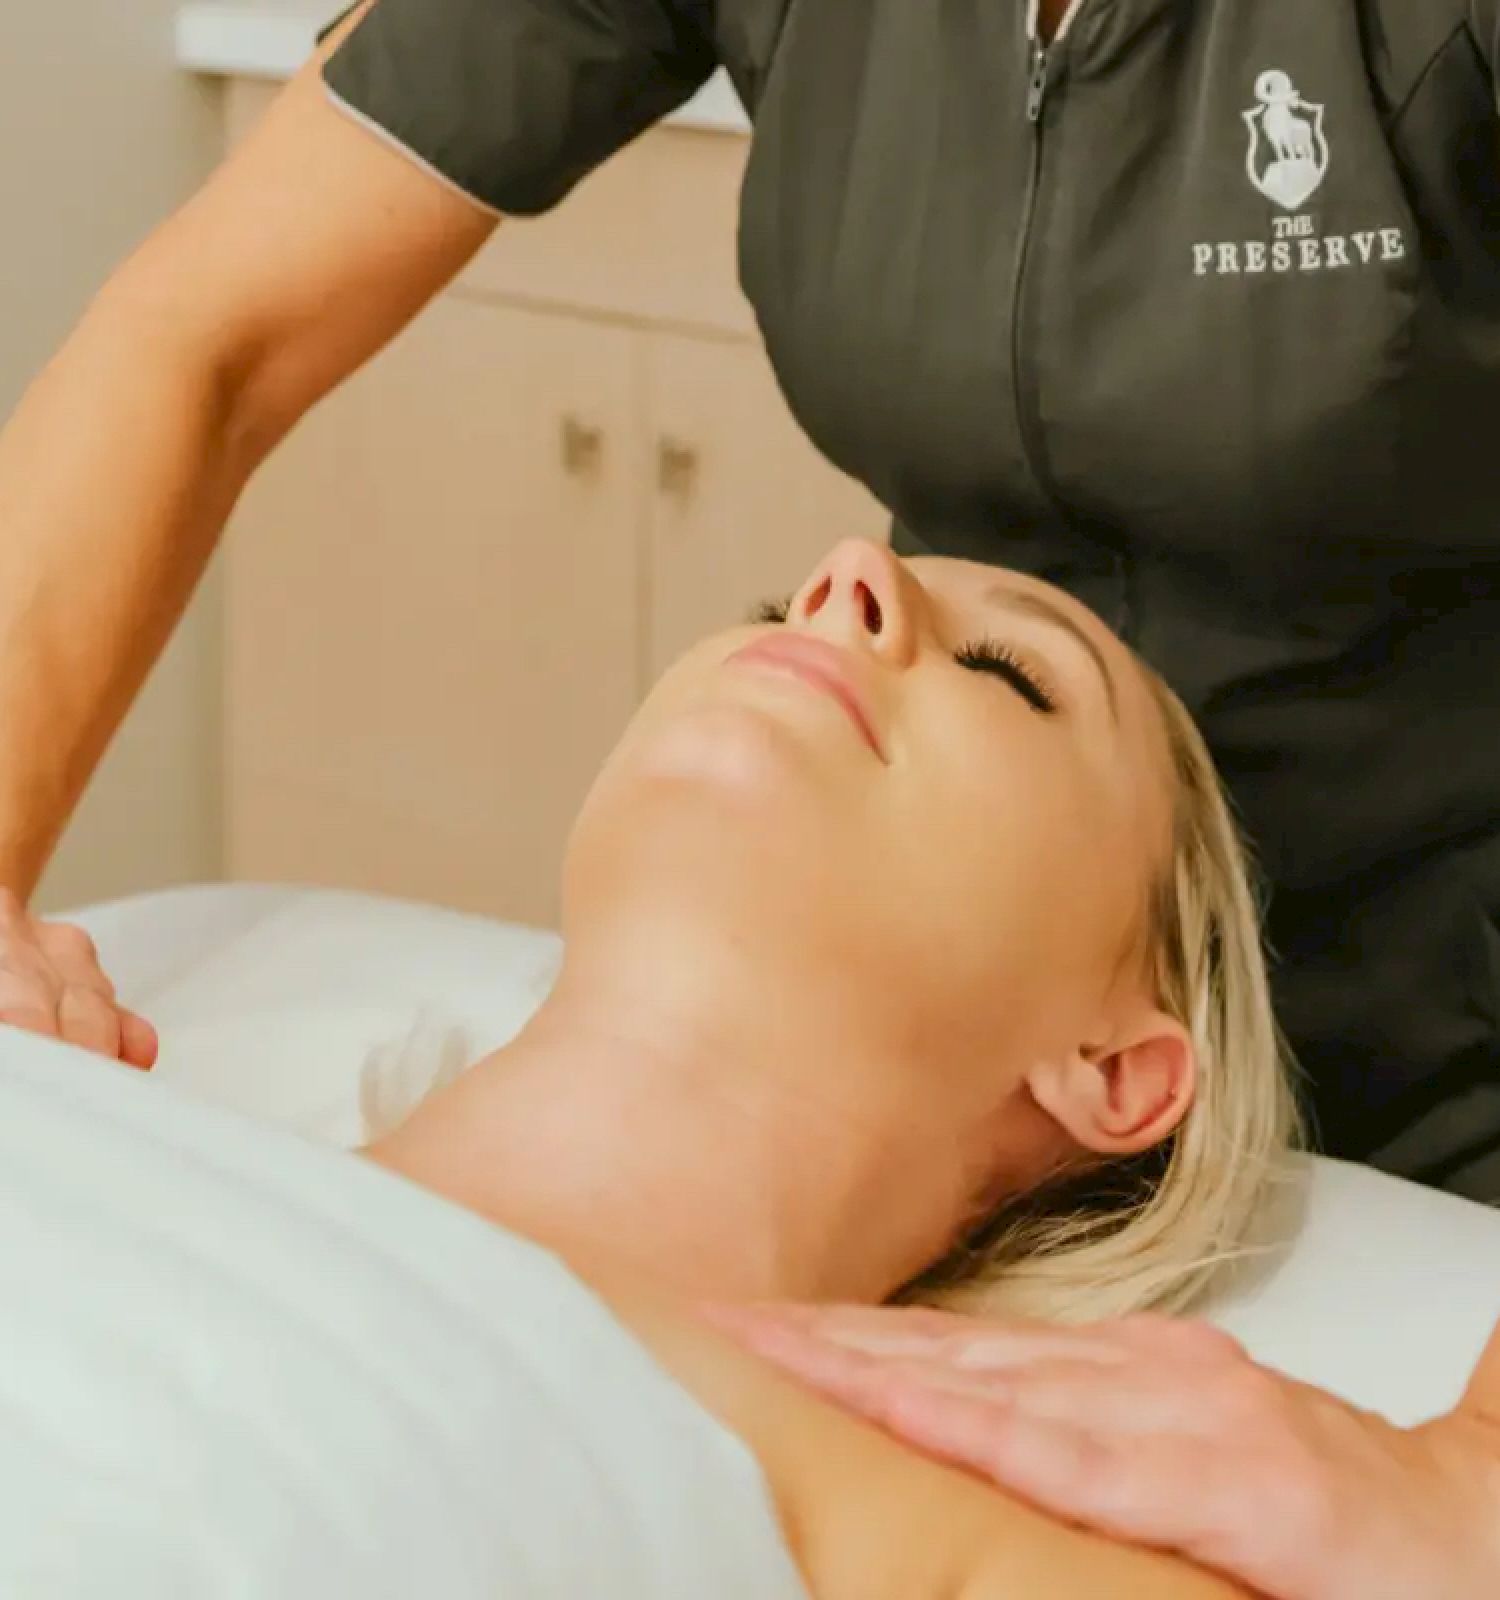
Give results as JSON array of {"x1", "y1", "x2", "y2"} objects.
[{"x1": 727, "y1": 633, "x2": 887, "y2": 760}]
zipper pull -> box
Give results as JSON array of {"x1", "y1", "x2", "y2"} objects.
[{"x1": 1026, "y1": 43, "x2": 1049, "y2": 122}]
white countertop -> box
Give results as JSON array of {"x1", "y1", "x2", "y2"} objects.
[{"x1": 174, "y1": 2, "x2": 750, "y2": 133}]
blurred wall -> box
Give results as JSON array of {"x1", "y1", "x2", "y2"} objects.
[{"x1": 0, "y1": 3, "x2": 225, "y2": 911}]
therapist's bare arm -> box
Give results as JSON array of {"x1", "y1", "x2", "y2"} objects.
[{"x1": 0, "y1": 1, "x2": 495, "y2": 896}]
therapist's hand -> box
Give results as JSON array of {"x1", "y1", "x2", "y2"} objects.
[
  {"x1": 705, "y1": 1302, "x2": 1500, "y2": 1600},
  {"x1": 0, "y1": 889, "x2": 157, "y2": 1068}
]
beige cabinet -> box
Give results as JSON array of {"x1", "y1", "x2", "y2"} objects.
[
  {"x1": 223, "y1": 80, "x2": 887, "y2": 926},
  {"x1": 227, "y1": 295, "x2": 645, "y2": 923}
]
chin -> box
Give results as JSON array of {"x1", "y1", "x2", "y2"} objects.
[
  {"x1": 581, "y1": 691, "x2": 848, "y2": 829},
  {"x1": 560, "y1": 702, "x2": 845, "y2": 935}
]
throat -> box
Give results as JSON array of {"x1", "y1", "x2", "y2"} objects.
[{"x1": 361, "y1": 1004, "x2": 971, "y2": 1307}]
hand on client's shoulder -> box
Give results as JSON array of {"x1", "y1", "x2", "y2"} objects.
[
  {"x1": 706, "y1": 1302, "x2": 1500, "y2": 1600},
  {"x1": 0, "y1": 889, "x2": 156, "y2": 1068}
]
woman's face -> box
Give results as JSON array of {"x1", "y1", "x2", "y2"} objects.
[{"x1": 562, "y1": 539, "x2": 1183, "y2": 1182}]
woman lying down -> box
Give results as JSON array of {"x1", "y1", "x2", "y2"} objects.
[{"x1": 0, "y1": 540, "x2": 1296, "y2": 1597}]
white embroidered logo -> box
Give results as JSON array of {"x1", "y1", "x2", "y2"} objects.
[
  {"x1": 1243, "y1": 70, "x2": 1330, "y2": 211},
  {"x1": 1190, "y1": 70, "x2": 1406, "y2": 276}
]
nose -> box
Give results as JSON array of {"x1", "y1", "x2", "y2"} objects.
[{"x1": 788, "y1": 539, "x2": 917, "y2": 665}]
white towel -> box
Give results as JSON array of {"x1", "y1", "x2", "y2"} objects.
[{"x1": 0, "y1": 1033, "x2": 808, "y2": 1600}]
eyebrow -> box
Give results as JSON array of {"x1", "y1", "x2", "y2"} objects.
[{"x1": 979, "y1": 582, "x2": 1120, "y2": 722}]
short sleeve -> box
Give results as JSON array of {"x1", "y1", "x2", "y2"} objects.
[{"x1": 320, "y1": 0, "x2": 717, "y2": 215}]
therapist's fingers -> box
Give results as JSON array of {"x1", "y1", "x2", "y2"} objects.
[
  {"x1": 893, "y1": 1355, "x2": 1240, "y2": 1436},
  {"x1": 707, "y1": 1301, "x2": 1130, "y2": 1368},
  {"x1": 0, "y1": 916, "x2": 61, "y2": 1037},
  {"x1": 716, "y1": 1318, "x2": 1211, "y2": 1438},
  {"x1": 36, "y1": 920, "x2": 156, "y2": 1068},
  {"x1": 0, "y1": 899, "x2": 154, "y2": 1068},
  {"x1": 0, "y1": 980, "x2": 60, "y2": 1040},
  {"x1": 117, "y1": 1009, "x2": 159, "y2": 1071},
  {"x1": 56, "y1": 985, "x2": 123, "y2": 1060},
  {"x1": 752, "y1": 1304, "x2": 974, "y2": 1342},
  {"x1": 37, "y1": 922, "x2": 156, "y2": 1067},
  {"x1": 713, "y1": 1314, "x2": 1251, "y2": 1546},
  {"x1": 35, "y1": 920, "x2": 115, "y2": 999}
]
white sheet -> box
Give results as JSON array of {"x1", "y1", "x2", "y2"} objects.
[{"x1": 0, "y1": 1032, "x2": 808, "y2": 1599}]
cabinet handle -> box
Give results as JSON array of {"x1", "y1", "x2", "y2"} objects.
[
  {"x1": 561, "y1": 416, "x2": 603, "y2": 476},
  {"x1": 657, "y1": 436, "x2": 699, "y2": 497}
]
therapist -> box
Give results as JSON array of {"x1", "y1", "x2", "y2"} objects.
[{"x1": 1, "y1": 0, "x2": 1500, "y2": 1588}]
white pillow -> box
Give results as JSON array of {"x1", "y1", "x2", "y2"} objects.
[
  {"x1": 1204, "y1": 1155, "x2": 1500, "y2": 1424},
  {"x1": 74, "y1": 883, "x2": 564, "y2": 1143},
  {"x1": 69, "y1": 885, "x2": 1500, "y2": 1427},
  {"x1": 154, "y1": 1005, "x2": 478, "y2": 1147}
]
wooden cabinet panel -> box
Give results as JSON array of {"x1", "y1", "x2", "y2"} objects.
[
  {"x1": 225, "y1": 296, "x2": 647, "y2": 926},
  {"x1": 644, "y1": 335, "x2": 890, "y2": 681}
]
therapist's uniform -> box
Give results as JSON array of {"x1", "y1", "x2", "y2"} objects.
[{"x1": 320, "y1": 0, "x2": 1500, "y2": 1200}]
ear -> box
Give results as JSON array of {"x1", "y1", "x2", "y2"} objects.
[{"x1": 1025, "y1": 1009, "x2": 1196, "y2": 1157}]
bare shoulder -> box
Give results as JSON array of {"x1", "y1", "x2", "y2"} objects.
[{"x1": 598, "y1": 1275, "x2": 1245, "y2": 1600}]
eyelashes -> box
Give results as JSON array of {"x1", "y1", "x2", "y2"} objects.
[
  {"x1": 952, "y1": 639, "x2": 1058, "y2": 715},
  {"x1": 748, "y1": 593, "x2": 1058, "y2": 716}
]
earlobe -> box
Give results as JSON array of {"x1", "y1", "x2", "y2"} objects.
[{"x1": 1028, "y1": 1013, "x2": 1196, "y2": 1157}]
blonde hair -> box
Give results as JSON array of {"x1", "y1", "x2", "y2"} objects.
[{"x1": 901, "y1": 663, "x2": 1302, "y2": 1323}]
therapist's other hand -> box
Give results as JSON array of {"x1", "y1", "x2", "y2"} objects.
[
  {"x1": 0, "y1": 890, "x2": 157, "y2": 1068},
  {"x1": 705, "y1": 1302, "x2": 1500, "y2": 1600}
]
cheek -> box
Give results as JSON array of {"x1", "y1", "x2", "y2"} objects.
[{"x1": 891, "y1": 728, "x2": 1134, "y2": 999}]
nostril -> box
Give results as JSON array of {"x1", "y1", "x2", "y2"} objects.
[
  {"x1": 805, "y1": 576, "x2": 832, "y2": 616},
  {"x1": 858, "y1": 582, "x2": 884, "y2": 636}
]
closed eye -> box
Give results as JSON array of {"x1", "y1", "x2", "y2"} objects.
[{"x1": 954, "y1": 639, "x2": 1058, "y2": 714}]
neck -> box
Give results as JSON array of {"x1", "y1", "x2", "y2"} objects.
[{"x1": 365, "y1": 943, "x2": 980, "y2": 1304}]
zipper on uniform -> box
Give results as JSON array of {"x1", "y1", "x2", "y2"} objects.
[
  {"x1": 1026, "y1": 39, "x2": 1050, "y2": 122},
  {"x1": 1011, "y1": 39, "x2": 1058, "y2": 514}
]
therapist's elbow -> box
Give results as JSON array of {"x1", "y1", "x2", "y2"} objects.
[
  {"x1": 77, "y1": 232, "x2": 346, "y2": 490},
  {"x1": 75, "y1": 255, "x2": 296, "y2": 486}
]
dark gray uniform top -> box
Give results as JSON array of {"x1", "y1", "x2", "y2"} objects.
[{"x1": 322, "y1": 0, "x2": 1500, "y2": 1200}]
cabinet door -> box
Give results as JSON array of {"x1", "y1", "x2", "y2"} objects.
[
  {"x1": 645, "y1": 334, "x2": 889, "y2": 680},
  {"x1": 225, "y1": 295, "x2": 646, "y2": 927}
]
